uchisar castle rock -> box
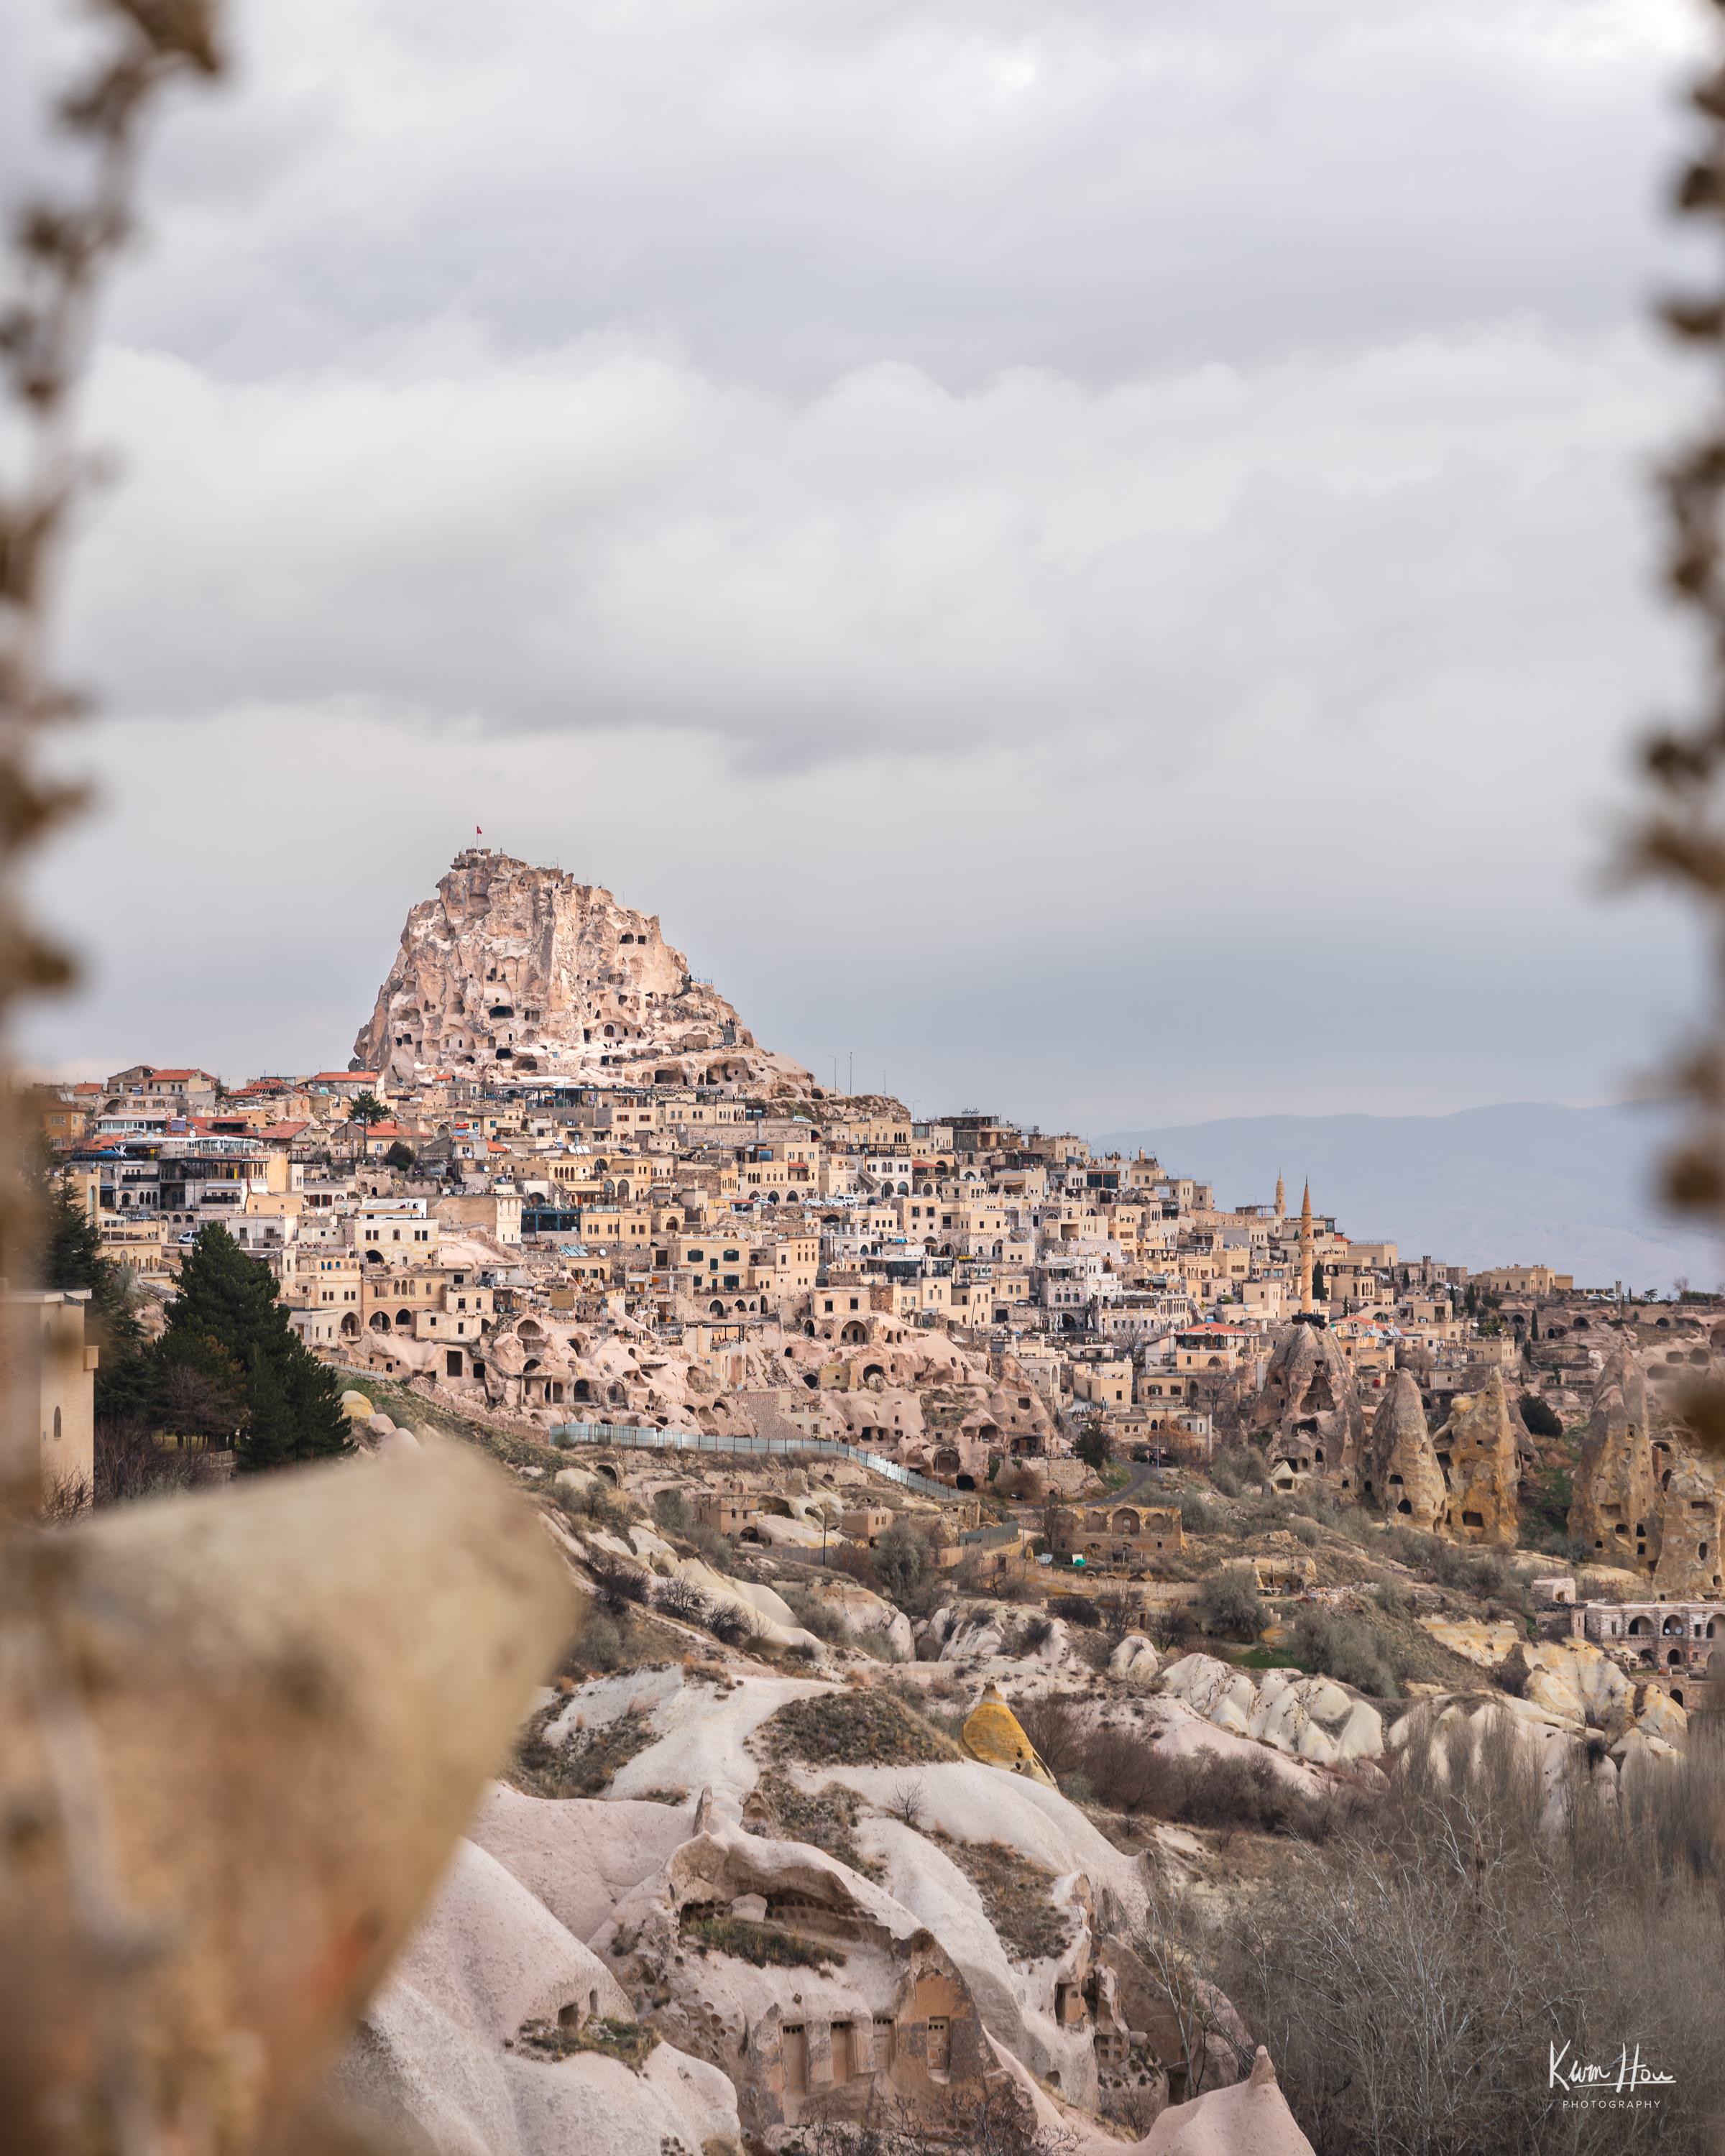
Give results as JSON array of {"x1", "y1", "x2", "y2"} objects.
[
  {"x1": 354, "y1": 847, "x2": 814, "y2": 1097},
  {"x1": 42, "y1": 849, "x2": 1725, "y2": 2156}
]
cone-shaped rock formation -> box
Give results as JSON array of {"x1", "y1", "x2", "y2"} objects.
[
  {"x1": 1434, "y1": 1368, "x2": 1519, "y2": 1546},
  {"x1": 1367, "y1": 1369, "x2": 1445, "y2": 1530}
]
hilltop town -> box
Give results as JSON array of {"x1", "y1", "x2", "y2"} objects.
[{"x1": 23, "y1": 848, "x2": 1725, "y2": 2155}]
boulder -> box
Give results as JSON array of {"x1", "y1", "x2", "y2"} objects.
[{"x1": 962, "y1": 1683, "x2": 1058, "y2": 1784}]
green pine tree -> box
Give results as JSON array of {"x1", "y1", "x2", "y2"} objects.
[
  {"x1": 1075, "y1": 1424, "x2": 1113, "y2": 1473},
  {"x1": 1310, "y1": 1257, "x2": 1326, "y2": 1304},
  {"x1": 165, "y1": 1225, "x2": 353, "y2": 1473},
  {"x1": 241, "y1": 1342, "x2": 295, "y2": 1470}
]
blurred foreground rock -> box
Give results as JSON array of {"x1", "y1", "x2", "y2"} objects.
[{"x1": 0, "y1": 1440, "x2": 573, "y2": 2154}]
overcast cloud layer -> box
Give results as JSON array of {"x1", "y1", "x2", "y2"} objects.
[{"x1": 6, "y1": 0, "x2": 1714, "y2": 1132}]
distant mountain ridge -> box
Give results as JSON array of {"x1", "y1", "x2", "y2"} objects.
[{"x1": 1095, "y1": 1102, "x2": 1721, "y2": 1295}]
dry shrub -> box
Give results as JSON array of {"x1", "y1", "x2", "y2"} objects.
[
  {"x1": 1014, "y1": 1694, "x2": 1354, "y2": 1841},
  {"x1": 1227, "y1": 1713, "x2": 1725, "y2": 2154},
  {"x1": 93, "y1": 1418, "x2": 225, "y2": 1506},
  {"x1": 586, "y1": 1553, "x2": 650, "y2": 1617}
]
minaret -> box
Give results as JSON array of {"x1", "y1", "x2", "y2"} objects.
[
  {"x1": 1274, "y1": 1171, "x2": 1286, "y2": 1220},
  {"x1": 1298, "y1": 1180, "x2": 1314, "y2": 1316}
]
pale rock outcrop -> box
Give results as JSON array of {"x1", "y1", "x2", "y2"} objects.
[
  {"x1": 926, "y1": 1602, "x2": 1075, "y2": 1672},
  {"x1": 389, "y1": 1840, "x2": 632, "y2": 2040},
  {"x1": 861, "y1": 1818, "x2": 1106, "y2": 2109},
  {"x1": 1568, "y1": 1353, "x2": 1658, "y2": 1571},
  {"x1": 1433, "y1": 1370, "x2": 1519, "y2": 1545},
  {"x1": 1417, "y1": 1626, "x2": 1690, "y2": 1751},
  {"x1": 1365, "y1": 1370, "x2": 1444, "y2": 1529},
  {"x1": 1156, "y1": 1654, "x2": 1385, "y2": 1766},
  {"x1": 355, "y1": 848, "x2": 813, "y2": 1095},
  {"x1": 471, "y1": 1786, "x2": 698, "y2": 1944},
  {"x1": 795, "y1": 1575, "x2": 916, "y2": 1659},
  {"x1": 1653, "y1": 1462, "x2": 1725, "y2": 1599},
  {"x1": 337, "y1": 1839, "x2": 742, "y2": 2156}
]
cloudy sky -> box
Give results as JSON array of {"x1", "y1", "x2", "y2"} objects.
[{"x1": 6, "y1": 0, "x2": 1716, "y2": 1129}]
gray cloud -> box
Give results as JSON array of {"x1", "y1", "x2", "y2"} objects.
[{"x1": 5, "y1": 0, "x2": 1712, "y2": 1133}]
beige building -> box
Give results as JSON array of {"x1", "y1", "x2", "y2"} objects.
[{"x1": 4, "y1": 1289, "x2": 97, "y2": 1503}]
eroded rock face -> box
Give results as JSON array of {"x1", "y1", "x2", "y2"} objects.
[
  {"x1": 1568, "y1": 1353, "x2": 1659, "y2": 1572},
  {"x1": 1259, "y1": 1324, "x2": 1365, "y2": 1487},
  {"x1": 594, "y1": 1823, "x2": 1009, "y2": 2145},
  {"x1": 1366, "y1": 1370, "x2": 1444, "y2": 1529},
  {"x1": 354, "y1": 849, "x2": 814, "y2": 1095},
  {"x1": 1652, "y1": 1462, "x2": 1725, "y2": 1600},
  {"x1": 1434, "y1": 1370, "x2": 1519, "y2": 1546}
]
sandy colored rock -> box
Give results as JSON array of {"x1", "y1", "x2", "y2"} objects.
[
  {"x1": 1365, "y1": 1369, "x2": 1444, "y2": 1529},
  {"x1": 1434, "y1": 1369, "x2": 1519, "y2": 1544},
  {"x1": 1418, "y1": 1615, "x2": 1525, "y2": 1667},
  {"x1": 962, "y1": 1682, "x2": 1057, "y2": 1784},
  {"x1": 354, "y1": 847, "x2": 813, "y2": 1094},
  {"x1": 0, "y1": 1439, "x2": 574, "y2": 2152},
  {"x1": 1568, "y1": 1353, "x2": 1658, "y2": 1572}
]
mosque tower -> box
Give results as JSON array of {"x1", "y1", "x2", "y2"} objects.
[{"x1": 1298, "y1": 1180, "x2": 1315, "y2": 1317}]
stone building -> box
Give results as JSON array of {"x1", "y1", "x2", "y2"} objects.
[
  {"x1": 1048, "y1": 1503, "x2": 1185, "y2": 1572},
  {"x1": 1573, "y1": 1598, "x2": 1725, "y2": 1707},
  {"x1": 1, "y1": 1288, "x2": 97, "y2": 1505}
]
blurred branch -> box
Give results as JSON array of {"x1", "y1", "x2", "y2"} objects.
[{"x1": 0, "y1": 0, "x2": 224, "y2": 1518}]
